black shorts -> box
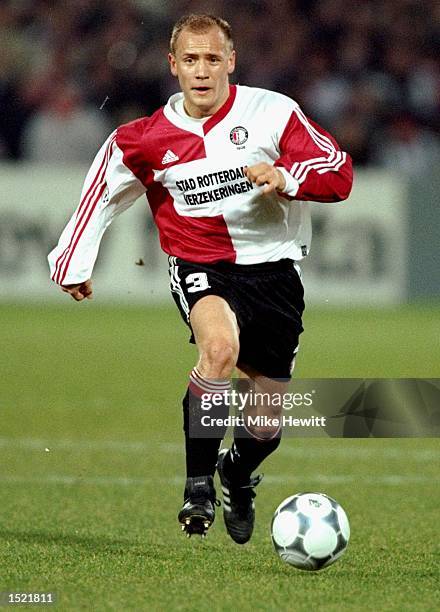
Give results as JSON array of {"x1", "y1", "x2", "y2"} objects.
[{"x1": 168, "y1": 256, "x2": 305, "y2": 379}]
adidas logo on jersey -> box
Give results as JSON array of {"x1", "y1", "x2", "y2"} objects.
[{"x1": 161, "y1": 149, "x2": 179, "y2": 164}]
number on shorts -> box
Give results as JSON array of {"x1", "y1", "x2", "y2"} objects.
[{"x1": 185, "y1": 272, "x2": 211, "y2": 293}]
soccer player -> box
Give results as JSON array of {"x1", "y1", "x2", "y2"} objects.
[{"x1": 48, "y1": 15, "x2": 353, "y2": 543}]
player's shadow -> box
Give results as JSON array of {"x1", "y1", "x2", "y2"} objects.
[
  {"x1": 0, "y1": 528, "x2": 153, "y2": 554},
  {"x1": 0, "y1": 527, "x2": 225, "y2": 558}
]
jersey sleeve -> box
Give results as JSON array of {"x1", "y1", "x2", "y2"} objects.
[
  {"x1": 274, "y1": 104, "x2": 353, "y2": 202},
  {"x1": 48, "y1": 131, "x2": 146, "y2": 286}
]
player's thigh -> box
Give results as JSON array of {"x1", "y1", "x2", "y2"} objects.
[{"x1": 190, "y1": 294, "x2": 240, "y2": 356}]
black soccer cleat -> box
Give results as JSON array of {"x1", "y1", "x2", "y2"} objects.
[
  {"x1": 217, "y1": 448, "x2": 263, "y2": 544},
  {"x1": 178, "y1": 475, "x2": 219, "y2": 538}
]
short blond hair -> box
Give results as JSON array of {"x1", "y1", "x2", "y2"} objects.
[{"x1": 170, "y1": 14, "x2": 234, "y2": 55}]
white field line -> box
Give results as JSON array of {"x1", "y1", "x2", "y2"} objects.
[
  {"x1": 0, "y1": 474, "x2": 438, "y2": 487},
  {"x1": 0, "y1": 437, "x2": 439, "y2": 460},
  {"x1": 278, "y1": 445, "x2": 440, "y2": 460},
  {"x1": 0, "y1": 437, "x2": 181, "y2": 453}
]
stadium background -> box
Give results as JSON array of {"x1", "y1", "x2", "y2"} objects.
[{"x1": 1, "y1": 1, "x2": 439, "y2": 610}]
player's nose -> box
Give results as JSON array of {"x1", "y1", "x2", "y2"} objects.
[{"x1": 195, "y1": 60, "x2": 209, "y2": 78}]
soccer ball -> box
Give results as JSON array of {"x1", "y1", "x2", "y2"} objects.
[{"x1": 271, "y1": 492, "x2": 350, "y2": 571}]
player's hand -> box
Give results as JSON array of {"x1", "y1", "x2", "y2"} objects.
[
  {"x1": 245, "y1": 163, "x2": 286, "y2": 194},
  {"x1": 61, "y1": 279, "x2": 93, "y2": 301}
]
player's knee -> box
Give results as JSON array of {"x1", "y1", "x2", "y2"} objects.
[{"x1": 199, "y1": 338, "x2": 239, "y2": 378}]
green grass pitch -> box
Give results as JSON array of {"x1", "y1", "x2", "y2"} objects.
[{"x1": 1, "y1": 303, "x2": 439, "y2": 611}]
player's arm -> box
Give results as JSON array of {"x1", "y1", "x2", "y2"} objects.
[
  {"x1": 273, "y1": 104, "x2": 353, "y2": 202},
  {"x1": 48, "y1": 131, "x2": 146, "y2": 299}
]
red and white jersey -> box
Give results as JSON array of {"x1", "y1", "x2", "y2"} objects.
[{"x1": 48, "y1": 85, "x2": 352, "y2": 285}]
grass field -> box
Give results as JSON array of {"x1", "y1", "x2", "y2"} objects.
[{"x1": 1, "y1": 303, "x2": 439, "y2": 611}]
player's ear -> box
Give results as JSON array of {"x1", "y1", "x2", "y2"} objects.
[
  {"x1": 168, "y1": 53, "x2": 178, "y2": 77},
  {"x1": 227, "y1": 49, "x2": 236, "y2": 75}
]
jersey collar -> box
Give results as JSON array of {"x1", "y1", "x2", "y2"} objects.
[{"x1": 164, "y1": 85, "x2": 237, "y2": 137}]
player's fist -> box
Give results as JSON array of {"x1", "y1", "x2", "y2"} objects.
[
  {"x1": 244, "y1": 163, "x2": 286, "y2": 194},
  {"x1": 61, "y1": 279, "x2": 93, "y2": 301}
]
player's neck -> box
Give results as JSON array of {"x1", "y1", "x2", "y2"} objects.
[
  {"x1": 182, "y1": 101, "x2": 213, "y2": 120},
  {"x1": 175, "y1": 98, "x2": 210, "y2": 123},
  {"x1": 182, "y1": 86, "x2": 231, "y2": 119}
]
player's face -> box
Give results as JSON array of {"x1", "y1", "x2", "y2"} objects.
[{"x1": 168, "y1": 26, "x2": 236, "y2": 118}]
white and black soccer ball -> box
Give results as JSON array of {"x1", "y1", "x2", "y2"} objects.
[{"x1": 271, "y1": 492, "x2": 350, "y2": 571}]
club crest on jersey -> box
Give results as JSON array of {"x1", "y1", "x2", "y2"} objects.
[{"x1": 230, "y1": 126, "x2": 248, "y2": 147}]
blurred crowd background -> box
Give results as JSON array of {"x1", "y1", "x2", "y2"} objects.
[{"x1": 1, "y1": 0, "x2": 439, "y2": 175}]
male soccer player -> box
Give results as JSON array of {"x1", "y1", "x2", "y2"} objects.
[{"x1": 48, "y1": 15, "x2": 352, "y2": 543}]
